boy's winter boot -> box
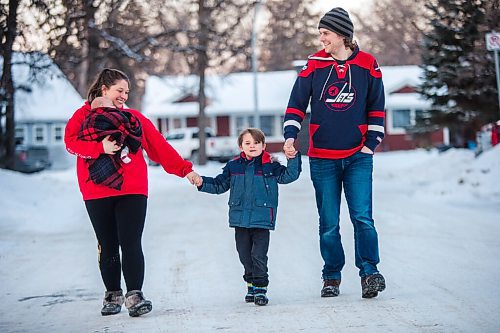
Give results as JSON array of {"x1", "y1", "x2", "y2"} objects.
[
  {"x1": 253, "y1": 286, "x2": 268, "y2": 306},
  {"x1": 361, "y1": 273, "x2": 386, "y2": 299},
  {"x1": 101, "y1": 290, "x2": 124, "y2": 316},
  {"x1": 245, "y1": 283, "x2": 255, "y2": 303},
  {"x1": 321, "y1": 279, "x2": 341, "y2": 297},
  {"x1": 124, "y1": 290, "x2": 152, "y2": 317}
]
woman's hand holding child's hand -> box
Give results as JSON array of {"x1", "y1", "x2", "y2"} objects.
[{"x1": 186, "y1": 171, "x2": 203, "y2": 187}]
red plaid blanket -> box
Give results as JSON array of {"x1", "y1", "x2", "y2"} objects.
[{"x1": 78, "y1": 107, "x2": 142, "y2": 190}]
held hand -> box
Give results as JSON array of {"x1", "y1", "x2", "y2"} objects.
[
  {"x1": 283, "y1": 138, "x2": 297, "y2": 158},
  {"x1": 361, "y1": 146, "x2": 374, "y2": 154},
  {"x1": 194, "y1": 176, "x2": 203, "y2": 187},
  {"x1": 102, "y1": 135, "x2": 121, "y2": 155},
  {"x1": 186, "y1": 171, "x2": 203, "y2": 186}
]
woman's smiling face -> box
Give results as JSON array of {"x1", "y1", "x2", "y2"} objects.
[{"x1": 101, "y1": 79, "x2": 129, "y2": 108}]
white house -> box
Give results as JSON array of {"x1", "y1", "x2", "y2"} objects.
[
  {"x1": 143, "y1": 66, "x2": 448, "y2": 153},
  {"x1": 1, "y1": 53, "x2": 84, "y2": 168}
]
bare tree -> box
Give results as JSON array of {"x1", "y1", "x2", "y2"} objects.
[
  {"x1": 157, "y1": 0, "x2": 255, "y2": 165},
  {"x1": 0, "y1": 0, "x2": 19, "y2": 169},
  {"x1": 352, "y1": 0, "x2": 428, "y2": 65},
  {"x1": 0, "y1": 0, "x2": 55, "y2": 170},
  {"x1": 40, "y1": 0, "x2": 187, "y2": 108},
  {"x1": 260, "y1": 0, "x2": 320, "y2": 71},
  {"x1": 186, "y1": 0, "x2": 253, "y2": 164}
]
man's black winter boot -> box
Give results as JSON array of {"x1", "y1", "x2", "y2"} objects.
[
  {"x1": 361, "y1": 273, "x2": 386, "y2": 299},
  {"x1": 321, "y1": 279, "x2": 341, "y2": 297}
]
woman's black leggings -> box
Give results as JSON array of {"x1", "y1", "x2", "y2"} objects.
[{"x1": 85, "y1": 194, "x2": 147, "y2": 292}]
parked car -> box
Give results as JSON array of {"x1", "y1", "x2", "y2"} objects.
[
  {"x1": 165, "y1": 127, "x2": 239, "y2": 163},
  {"x1": 14, "y1": 145, "x2": 51, "y2": 173}
]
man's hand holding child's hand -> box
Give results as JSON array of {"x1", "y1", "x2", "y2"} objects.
[{"x1": 283, "y1": 138, "x2": 297, "y2": 159}]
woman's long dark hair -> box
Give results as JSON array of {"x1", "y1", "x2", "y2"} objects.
[{"x1": 87, "y1": 68, "x2": 130, "y2": 103}]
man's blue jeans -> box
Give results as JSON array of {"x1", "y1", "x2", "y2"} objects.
[{"x1": 310, "y1": 152, "x2": 380, "y2": 280}]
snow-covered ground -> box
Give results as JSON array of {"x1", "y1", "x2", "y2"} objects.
[{"x1": 1, "y1": 147, "x2": 499, "y2": 333}]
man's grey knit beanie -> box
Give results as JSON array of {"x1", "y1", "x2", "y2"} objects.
[{"x1": 318, "y1": 7, "x2": 354, "y2": 39}]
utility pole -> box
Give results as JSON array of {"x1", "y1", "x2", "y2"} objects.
[
  {"x1": 251, "y1": 0, "x2": 263, "y2": 129},
  {"x1": 197, "y1": 0, "x2": 209, "y2": 165}
]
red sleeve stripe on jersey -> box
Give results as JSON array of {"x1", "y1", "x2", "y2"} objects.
[
  {"x1": 368, "y1": 111, "x2": 385, "y2": 118},
  {"x1": 286, "y1": 107, "x2": 306, "y2": 120}
]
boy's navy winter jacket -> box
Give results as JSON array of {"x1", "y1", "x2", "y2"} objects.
[{"x1": 198, "y1": 151, "x2": 301, "y2": 230}]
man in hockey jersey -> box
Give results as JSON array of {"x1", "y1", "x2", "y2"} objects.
[{"x1": 282, "y1": 7, "x2": 386, "y2": 299}]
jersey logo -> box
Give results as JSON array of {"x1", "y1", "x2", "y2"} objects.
[{"x1": 324, "y1": 81, "x2": 356, "y2": 111}]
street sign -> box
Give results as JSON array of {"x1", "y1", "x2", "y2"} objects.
[
  {"x1": 486, "y1": 32, "x2": 500, "y2": 51},
  {"x1": 487, "y1": 31, "x2": 500, "y2": 113}
]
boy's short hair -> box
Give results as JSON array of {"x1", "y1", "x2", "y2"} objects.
[{"x1": 238, "y1": 128, "x2": 266, "y2": 146}]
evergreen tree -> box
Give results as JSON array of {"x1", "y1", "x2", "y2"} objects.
[{"x1": 419, "y1": 0, "x2": 499, "y2": 145}]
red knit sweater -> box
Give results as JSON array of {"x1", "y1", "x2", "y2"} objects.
[{"x1": 65, "y1": 102, "x2": 193, "y2": 200}]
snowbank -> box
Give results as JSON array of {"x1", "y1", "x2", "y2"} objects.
[{"x1": 375, "y1": 147, "x2": 500, "y2": 204}]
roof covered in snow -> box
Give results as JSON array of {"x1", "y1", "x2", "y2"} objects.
[
  {"x1": 382, "y1": 66, "x2": 430, "y2": 110},
  {"x1": 1, "y1": 53, "x2": 84, "y2": 122},
  {"x1": 381, "y1": 65, "x2": 424, "y2": 93}
]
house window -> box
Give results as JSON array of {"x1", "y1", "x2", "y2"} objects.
[
  {"x1": 52, "y1": 124, "x2": 64, "y2": 143},
  {"x1": 186, "y1": 117, "x2": 197, "y2": 127},
  {"x1": 15, "y1": 126, "x2": 26, "y2": 145},
  {"x1": 216, "y1": 116, "x2": 230, "y2": 136},
  {"x1": 260, "y1": 115, "x2": 274, "y2": 136},
  {"x1": 415, "y1": 109, "x2": 426, "y2": 124},
  {"x1": 33, "y1": 125, "x2": 48, "y2": 145},
  {"x1": 392, "y1": 109, "x2": 411, "y2": 128},
  {"x1": 248, "y1": 115, "x2": 255, "y2": 128},
  {"x1": 236, "y1": 115, "x2": 265, "y2": 136},
  {"x1": 235, "y1": 116, "x2": 246, "y2": 135},
  {"x1": 172, "y1": 118, "x2": 182, "y2": 129}
]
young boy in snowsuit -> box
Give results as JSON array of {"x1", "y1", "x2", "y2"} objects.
[{"x1": 196, "y1": 128, "x2": 301, "y2": 306}]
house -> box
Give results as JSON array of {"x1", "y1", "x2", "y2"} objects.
[
  {"x1": 380, "y1": 66, "x2": 449, "y2": 151},
  {"x1": 1, "y1": 53, "x2": 84, "y2": 169},
  {"x1": 143, "y1": 66, "x2": 448, "y2": 153},
  {"x1": 143, "y1": 71, "x2": 297, "y2": 152}
]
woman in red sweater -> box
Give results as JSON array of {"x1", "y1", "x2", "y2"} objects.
[{"x1": 65, "y1": 68, "x2": 200, "y2": 317}]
